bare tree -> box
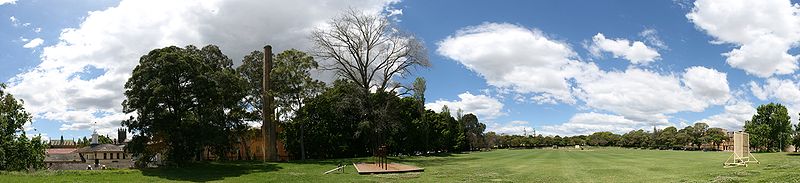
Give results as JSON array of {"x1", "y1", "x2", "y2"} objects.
[
  {"x1": 312, "y1": 10, "x2": 429, "y2": 95},
  {"x1": 312, "y1": 10, "x2": 429, "y2": 153}
]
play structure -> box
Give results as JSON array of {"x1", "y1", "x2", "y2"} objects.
[
  {"x1": 723, "y1": 131, "x2": 759, "y2": 167},
  {"x1": 352, "y1": 145, "x2": 424, "y2": 174}
]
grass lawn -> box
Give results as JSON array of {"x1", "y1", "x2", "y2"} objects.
[{"x1": 4, "y1": 148, "x2": 800, "y2": 182}]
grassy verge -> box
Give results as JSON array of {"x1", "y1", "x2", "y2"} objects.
[{"x1": 3, "y1": 148, "x2": 800, "y2": 182}]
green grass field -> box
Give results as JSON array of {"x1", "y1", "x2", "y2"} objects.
[{"x1": 3, "y1": 148, "x2": 800, "y2": 182}]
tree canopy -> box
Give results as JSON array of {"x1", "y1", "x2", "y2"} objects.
[
  {"x1": 745, "y1": 103, "x2": 793, "y2": 151},
  {"x1": 122, "y1": 45, "x2": 247, "y2": 166},
  {"x1": 0, "y1": 83, "x2": 46, "y2": 171}
]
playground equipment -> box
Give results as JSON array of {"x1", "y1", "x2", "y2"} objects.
[{"x1": 723, "y1": 131, "x2": 759, "y2": 167}]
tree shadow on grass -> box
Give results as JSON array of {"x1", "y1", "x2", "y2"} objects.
[
  {"x1": 140, "y1": 161, "x2": 281, "y2": 182},
  {"x1": 787, "y1": 153, "x2": 800, "y2": 156}
]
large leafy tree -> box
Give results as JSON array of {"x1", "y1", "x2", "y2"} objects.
[
  {"x1": 690, "y1": 123, "x2": 709, "y2": 149},
  {"x1": 237, "y1": 49, "x2": 325, "y2": 160},
  {"x1": 656, "y1": 126, "x2": 678, "y2": 148},
  {"x1": 704, "y1": 128, "x2": 727, "y2": 150},
  {"x1": 744, "y1": 103, "x2": 793, "y2": 151},
  {"x1": 283, "y1": 80, "x2": 368, "y2": 159},
  {"x1": 461, "y1": 113, "x2": 486, "y2": 151},
  {"x1": 0, "y1": 83, "x2": 46, "y2": 171},
  {"x1": 122, "y1": 45, "x2": 247, "y2": 166},
  {"x1": 793, "y1": 121, "x2": 800, "y2": 152}
]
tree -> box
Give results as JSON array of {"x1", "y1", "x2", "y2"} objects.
[
  {"x1": 587, "y1": 132, "x2": 620, "y2": 146},
  {"x1": 312, "y1": 10, "x2": 429, "y2": 152},
  {"x1": 284, "y1": 80, "x2": 367, "y2": 159},
  {"x1": 238, "y1": 49, "x2": 325, "y2": 160},
  {"x1": 122, "y1": 45, "x2": 247, "y2": 166},
  {"x1": 461, "y1": 113, "x2": 486, "y2": 151},
  {"x1": 705, "y1": 128, "x2": 726, "y2": 150},
  {"x1": 744, "y1": 103, "x2": 793, "y2": 151},
  {"x1": 656, "y1": 126, "x2": 678, "y2": 148},
  {"x1": 311, "y1": 10, "x2": 430, "y2": 95},
  {"x1": 690, "y1": 123, "x2": 709, "y2": 149},
  {"x1": 622, "y1": 130, "x2": 651, "y2": 148},
  {"x1": 0, "y1": 83, "x2": 46, "y2": 171},
  {"x1": 793, "y1": 121, "x2": 800, "y2": 152}
]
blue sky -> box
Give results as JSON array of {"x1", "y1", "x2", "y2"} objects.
[{"x1": 2, "y1": 0, "x2": 800, "y2": 140}]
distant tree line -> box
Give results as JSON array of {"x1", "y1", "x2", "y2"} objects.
[
  {"x1": 486, "y1": 103, "x2": 800, "y2": 153},
  {"x1": 487, "y1": 123, "x2": 726, "y2": 151}
]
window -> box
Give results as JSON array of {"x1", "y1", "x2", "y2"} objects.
[
  {"x1": 104, "y1": 153, "x2": 107, "y2": 159},
  {"x1": 123, "y1": 153, "x2": 126, "y2": 159},
  {"x1": 117, "y1": 153, "x2": 120, "y2": 159}
]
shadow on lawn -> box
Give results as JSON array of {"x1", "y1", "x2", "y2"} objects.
[
  {"x1": 141, "y1": 161, "x2": 281, "y2": 182},
  {"x1": 787, "y1": 153, "x2": 800, "y2": 156}
]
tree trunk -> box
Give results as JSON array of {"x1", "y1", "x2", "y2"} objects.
[{"x1": 300, "y1": 126, "x2": 306, "y2": 160}]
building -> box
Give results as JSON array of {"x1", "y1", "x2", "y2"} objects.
[{"x1": 44, "y1": 128, "x2": 132, "y2": 170}]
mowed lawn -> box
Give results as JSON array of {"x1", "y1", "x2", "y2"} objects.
[{"x1": 4, "y1": 148, "x2": 800, "y2": 182}]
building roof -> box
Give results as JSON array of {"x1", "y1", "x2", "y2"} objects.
[
  {"x1": 46, "y1": 148, "x2": 77, "y2": 155},
  {"x1": 75, "y1": 144, "x2": 124, "y2": 153},
  {"x1": 49, "y1": 140, "x2": 77, "y2": 147},
  {"x1": 44, "y1": 153, "x2": 82, "y2": 162}
]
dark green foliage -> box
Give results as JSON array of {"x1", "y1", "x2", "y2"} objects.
[
  {"x1": 282, "y1": 80, "x2": 368, "y2": 158},
  {"x1": 122, "y1": 45, "x2": 247, "y2": 166},
  {"x1": 283, "y1": 80, "x2": 484, "y2": 158},
  {"x1": 744, "y1": 103, "x2": 793, "y2": 151},
  {"x1": 621, "y1": 129, "x2": 651, "y2": 147},
  {"x1": 0, "y1": 83, "x2": 46, "y2": 171}
]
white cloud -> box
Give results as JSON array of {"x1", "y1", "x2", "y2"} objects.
[
  {"x1": 486, "y1": 121, "x2": 534, "y2": 136},
  {"x1": 22, "y1": 38, "x2": 43, "y2": 48},
  {"x1": 749, "y1": 78, "x2": 800, "y2": 122},
  {"x1": 437, "y1": 22, "x2": 734, "y2": 134},
  {"x1": 6, "y1": 0, "x2": 399, "y2": 135},
  {"x1": 589, "y1": 33, "x2": 661, "y2": 64},
  {"x1": 0, "y1": 0, "x2": 16, "y2": 5},
  {"x1": 687, "y1": 0, "x2": 800, "y2": 77},
  {"x1": 694, "y1": 100, "x2": 755, "y2": 131},
  {"x1": 425, "y1": 92, "x2": 505, "y2": 120},
  {"x1": 682, "y1": 66, "x2": 730, "y2": 104},
  {"x1": 34, "y1": 27, "x2": 41, "y2": 33},
  {"x1": 750, "y1": 78, "x2": 800, "y2": 104},
  {"x1": 437, "y1": 23, "x2": 596, "y2": 104},
  {"x1": 540, "y1": 112, "x2": 650, "y2": 136},
  {"x1": 575, "y1": 67, "x2": 729, "y2": 123},
  {"x1": 9, "y1": 16, "x2": 18, "y2": 26},
  {"x1": 639, "y1": 28, "x2": 668, "y2": 50}
]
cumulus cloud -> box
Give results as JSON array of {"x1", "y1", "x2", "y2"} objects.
[
  {"x1": 437, "y1": 22, "x2": 735, "y2": 134},
  {"x1": 540, "y1": 112, "x2": 651, "y2": 136},
  {"x1": 575, "y1": 67, "x2": 729, "y2": 123},
  {"x1": 749, "y1": 78, "x2": 800, "y2": 121},
  {"x1": 589, "y1": 33, "x2": 661, "y2": 64},
  {"x1": 694, "y1": 100, "x2": 755, "y2": 131},
  {"x1": 687, "y1": 0, "x2": 800, "y2": 77},
  {"x1": 6, "y1": 0, "x2": 399, "y2": 135},
  {"x1": 437, "y1": 22, "x2": 596, "y2": 104},
  {"x1": 425, "y1": 92, "x2": 505, "y2": 120},
  {"x1": 22, "y1": 38, "x2": 43, "y2": 48},
  {"x1": 682, "y1": 66, "x2": 730, "y2": 104}
]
